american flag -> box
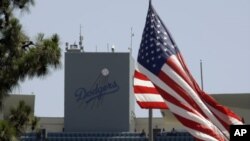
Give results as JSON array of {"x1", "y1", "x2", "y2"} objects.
[{"x1": 135, "y1": 1, "x2": 243, "y2": 141}]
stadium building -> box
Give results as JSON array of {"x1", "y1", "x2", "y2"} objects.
[{"x1": 1, "y1": 46, "x2": 249, "y2": 141}]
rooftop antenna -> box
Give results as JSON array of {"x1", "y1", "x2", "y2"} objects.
[
  {"x1": 107, "y1": 43, "x2": 109, "y2": 52},
  {"x1": 79, "y1": 24, "x2": 84, "y2": 51},
  {"x1": 111, "y1": 44, "x2": 115, "y2": 53}
]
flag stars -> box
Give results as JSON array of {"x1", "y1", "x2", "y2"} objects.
[{"x1": 137, "y1": 5, "x2": 179, "y2": 74}]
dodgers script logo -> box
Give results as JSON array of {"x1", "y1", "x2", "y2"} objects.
[{"x1": 74, "y1": 68, "x2": 120, "y2": 107}]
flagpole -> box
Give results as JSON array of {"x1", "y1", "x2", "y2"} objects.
[
  {"x1": 148, "y1": 1, "x2": 153, "y2": 141},
  {"x1": 129, "y1": 27, "x2": 134, "y2": 53},
  {"x1": 200, "y1": 59, "x2": 204, "y2": 90},
  {"x1": 148, "y1": 109, "x2": 153, "y2": 141}
]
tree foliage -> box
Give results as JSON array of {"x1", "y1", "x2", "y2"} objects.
[
  {"x1": 0, "y1": 100, "x2": 39, "y2": 141},
  {"x1": 0, "y1": 0, "x2": 61, "y2": 106},
  {"x1": 0, "y1": 120, "x2": 16, "y2": 141}
]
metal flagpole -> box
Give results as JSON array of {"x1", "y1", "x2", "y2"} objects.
[
  {"x1": 148, "y1": 109, "x2": 153, "y2": 141},
  {"x1": 129, "y1": 27, "x2": 134, "y2": 53},
  {"x1": 148, "y1": 1, "x2": 153, "y2": 141},
  {"x1": 200, "y1": 60, "x2": 204, "y2": 90}
]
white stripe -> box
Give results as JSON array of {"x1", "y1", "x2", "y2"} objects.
[
  {"x1": 169, "y1": 55, "x2": 185, "y2": 72},
  {"x1": 185, "y1": 127, "x2": 223, "y2": 141},
  {"x1": 135, "y1": 94, "x2": 165, "y2": 102},
  {"x1": 207, "y1": 104, "x2": 243, "y2": 125},
  {"x1": 134, "y1": 78, "x2": 154, "y2": 87},
  {"x1": 167, "y1": 57, "x2": 243, "y2": 126},
  {"x1": 167, "y1": 101, "x2": 228, "y2": 141},
  {"x1": 137, "y1": 63, "x2": 189, "y2": 106},
  {"x1": 161, "y1": 63, "x2": 229, "y2": 138},
  {"x1": 167, "y1": 102, "x2": 221, "y2": 134},
  {"x1": 137, "y1": 62, "x2": 228, "y2": 140}
]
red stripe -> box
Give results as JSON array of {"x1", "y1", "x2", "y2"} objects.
[
  {"x1": 167, "y1": 56, "x2": 196, "y2": 90},
  {"x1": 201, "y1": 91, "x2": 242, "y2": 122},
  {"x1": 173, "y1": 114, "x2": 225, "y2": 141},
  {"x1": 212, "y1": 111, "x2": 230, "y2": 131},
  {"x1": 174, "y1": 53, "x2": 242, "y2": 126},
  {"x1": 134, "y1": 86, "x2": 159, "y2": 94},
  {"x1": 154, "y1": 84, "x2": 225, "y2": 140},
  {"x1": 155, "y1": 85, "x2": 200, "y2": 115},
  {"x1": 134, "y1": 70, "x2": 150, "y2": 80},
  {"x1": 158, "y1": 70, "x2": 208, "y2": 118},
  {"x1": 133, "y1": 70, "x2": 168, "y2": 109},
  {"x1": 137, "y1": 101, "x2": 168, "y2": 109}
]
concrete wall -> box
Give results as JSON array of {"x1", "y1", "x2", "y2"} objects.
[{"x1": 64, "y1": 52, "x2": 134, "y2": 132}]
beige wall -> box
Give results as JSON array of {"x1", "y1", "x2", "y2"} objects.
[
  {"x1": 3, "y1": 93, "x2": 248, "y2": 133},
  {"x1": 39, "y1": 117, "x2": 64, "y2": 133}
]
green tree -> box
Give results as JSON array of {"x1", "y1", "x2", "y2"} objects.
[
  {"x1": 0, "y1": 120, "x2": 16, "y2": 141},
  {"x1": 0, "y1": 0, "x2": 61, "y2": 106},
  {"x1": 8, "y1": 100, "x2": 39, "y2": 138},
  {"x1": 0, "y1": 100, "x2": 38, "y2": 140},
  {"x1": 8, "y1": 101, "x2": 31, "y2": 136}
]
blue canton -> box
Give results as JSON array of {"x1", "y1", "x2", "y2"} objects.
[{"x1": 138, "y1": 4, "x2": 179, "y2": 75}]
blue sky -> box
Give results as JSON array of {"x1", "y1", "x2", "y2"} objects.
[{"x1": 12, "y1": 0, "x2": 250, "y2": 117}]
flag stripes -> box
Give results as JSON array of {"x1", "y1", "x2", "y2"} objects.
[
  {"x1": 138, "y1": 63, "x2": 227, "y2": 141},
  {"x1": 133, "y1": 70, "x2": 168, "y2": 109}
]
